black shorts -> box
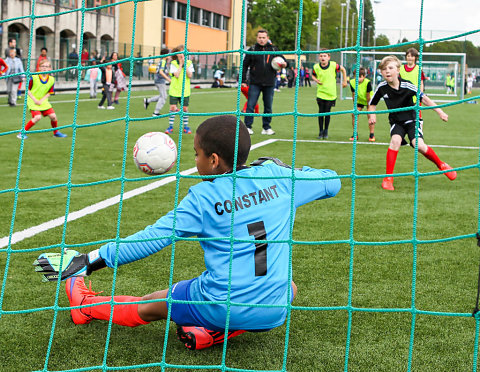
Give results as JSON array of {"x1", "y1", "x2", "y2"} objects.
[
  {"x1": 356, "y1": 103, "x2": 366, "y2": 109},
  {"x1": 389, "y1": 120, "x2": 424, "y2": 145},
  {"x1": 316, "y1": 98, "x2": 336, "y2": 112},
  {"x1": 170, "y1": 95, "x2": 190, "y2": 106}
]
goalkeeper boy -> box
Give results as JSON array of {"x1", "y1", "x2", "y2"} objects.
[
  {"x1": 17, "y1": 59, "x2": 67, "y2": 139},
  {"x1": 34, "y1": 115, "x2": 341, "y2": 350},
  {"x1": 368, "y1": 55, "x2": 456, "y2": 191}
]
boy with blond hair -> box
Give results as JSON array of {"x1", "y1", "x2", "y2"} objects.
[
  {"x1": 18, "y1": 59, "x2": 66, "y2": 139},
  {"x1": 368, "y1": 55, "x2": 456, "y2": 191}
]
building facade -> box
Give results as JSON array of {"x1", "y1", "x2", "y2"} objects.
[
  {"x1": 0, "y1": 0, "x2": 118, "y2": 69},
  {"x1": 118, "y1": 0, "x2": 244, "y2": 71}
]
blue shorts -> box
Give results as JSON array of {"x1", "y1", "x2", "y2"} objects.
[
  {"x1": 169, "y1": 279, "x2": 222, "y2": 331},
  {"x1": 169, "y1": 278, "x2": 295, "y2": 332}
]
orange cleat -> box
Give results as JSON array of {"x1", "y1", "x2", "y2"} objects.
[
  {"x1": 177, "y1": 326, "x2": 246, "y2": 350},
  {"x1": 65, "y1": 277, "x2": 102, "y2": 325},
  {"x1": 381, "y1": 177, "x2": 394, "y2": 191},
  {"x1": 368, "y1": 136, "x2": 375, "y2": 142},
  {"x1": 439, "y1": 163, "x2": 457, "y2": 181}
]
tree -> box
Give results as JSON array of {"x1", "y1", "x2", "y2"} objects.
[
  {"x1": 375, "y1": 34, "x2": 390, "y2": 46},
  {"x1": 247, "y1": 0, "x2": 318, "y2": 50}
]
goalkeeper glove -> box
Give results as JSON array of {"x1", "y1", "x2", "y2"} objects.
[
  {"x1": 33, "y1": 249, "x2": 106, "y2": 282},
  {"x1": 250, "y1": 157, "x2": 301, "y2": 170}
]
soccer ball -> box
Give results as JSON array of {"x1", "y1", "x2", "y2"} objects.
[
  {"x1": 133, "y1": 132, "x2": 177, "y2": 175},
  {"x1": 271, "y1": 56, "x2": 285, "y2": 71},
  {"x1": 148, "y1": 64, "x2": 157, "y2": 74}
]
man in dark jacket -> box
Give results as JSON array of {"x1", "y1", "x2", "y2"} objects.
[{"x1": 241, "y1": 30, "x2": 286, "y2": 135}]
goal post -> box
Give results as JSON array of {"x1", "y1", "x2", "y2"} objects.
[{"x1": 340, "y1": 51, "x2": 466, "y2": 102}]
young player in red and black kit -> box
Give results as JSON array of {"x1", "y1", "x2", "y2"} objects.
[
  {"x1": 17, "y1": 59, "x2": 67, "y2": 139},
  {"x1": 368, "y1": 55, "x2": 456, "y2": 191}
]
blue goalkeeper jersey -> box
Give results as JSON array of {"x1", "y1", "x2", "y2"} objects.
[{"x1": 98, "y1": 162, "x2": 341, "y2": 330}]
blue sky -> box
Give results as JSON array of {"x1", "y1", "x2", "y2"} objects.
[{"x1": 364, "y1": 0, "x2": 480, "y2": 46}]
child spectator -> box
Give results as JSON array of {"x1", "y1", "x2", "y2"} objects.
[
  {"x1": 98, "y1": 61, "x2": 116, "y2": 109},
  {"x1": 84, "y1": 60, "x2": 102, "y2": 99}
]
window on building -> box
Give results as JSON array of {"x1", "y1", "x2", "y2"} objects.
[
  {"x1": 202, "y1": 10, "x2": 211, "y2": 27},
  {"x1": 59, "y1": 0, "x2": 77, "y2": 7},
  {"x1": 99, "y1": 0, "x2": 115, "y2": 15},
  {"x1": 177, "y1": 2, "x2": 187, "y2": 21},
  {"x1": 222, "y1": 16, "x2": 229, "y2": 30},
  {"x1": 213, "y1": 13, "x2": 222, "y2": 29},
  {"x1": 164, "y1": 0, "x2": 175, "y2": 18},
  {"x1": 38, "y1": 0, "x2": 55, "y2": 4},
  {"x1": 190, "y1": 7, "x2": 200, "y2": 24}
]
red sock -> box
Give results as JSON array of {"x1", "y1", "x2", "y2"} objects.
[
  {"x1": 51, "y1": 120, "x2": 59, "y2": 134},
  {"x1": 242, "y1": 102, "x2": 247, "y2": 112},
  {"x1": 254, "y1": 104, "x2": 260, "y2": 114},
  {"x1": 386, "y1": 148, "x2": 398, "y2": 175},
  {"x1": 25, "y1": 119, "x2": 35, "y2": 131},
  {"x1": 84, "y1": 295, "x2": 150, "y2": 327},
  {"x1": 423, "y1": 146, "x2": 443, "y2": 168}
]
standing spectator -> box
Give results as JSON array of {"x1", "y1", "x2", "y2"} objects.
[
  {"x1": 36, "y1": 47, "x2": 49, "y2": 71},
  {"x1": 144, "y1": 48, "x2": 171, "y2": 117},
  {"x1": 165, "y1": 45, "x2": 194, "y2": 134},
  {"x1": 68, "y1": 48, "x2": 78, "y2": 65},
  {"x1": 299, "y1": 66, "x2": 305, "y2": 86},
  {"x1": 312, "y1": 50, "x2": 347, "y2": 139},
  {"x1": 241, "y1": 29, "x2": 287, "y2": 135},
  {"x1": 84, "y1": 60, "x2": 102, "y2": 98},
  {"x1": 5, "y1": 48, "x2": 25, "y2": 107},
  {"x1": 5, "y1": 38, "x2": 24, "y2": 98},
  {"x1": 5, "y1": 38, "x2": 22, "y2": 59},
  {"x1": 467, "y1": 73, "x2": 474, "y2": 94},
  {"x1": 110, "y1": 52, "x2": 127, "y2": 104},
  {"x1": 287, "y1": 66, "x2": 295, "y2": 88},
  {"x1": 98, "y1": 60, "x2": 116, "y2": 109},
  {"x1": 68, "y1": 48, "x2": 79, "y2": 78},
  {"x1": 81, "y1": 48, "x2": 89, "y2": 66},
  {"x1": 304, "y1": 67, "x2": 311, "y2": 87},
  {"x1": 135, "y1": 51, "x2": 143, "y2": 78}
]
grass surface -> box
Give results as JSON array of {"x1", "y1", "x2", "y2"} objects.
[{"x1": 1, "y1": 85, "x2": 480, "y2": 371}]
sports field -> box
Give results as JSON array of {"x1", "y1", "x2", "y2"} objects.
[{"x1": 1, "y1": 85, "x2": 479, "y2": 371}]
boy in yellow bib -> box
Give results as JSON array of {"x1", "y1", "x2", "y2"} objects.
[
  {"x1": 165, "y1": 45, "x2": 194, "y2": 135},
  {"x1": 18, "y1": 59, "x2": 67, "y2": 139},
  {"x1": 349, "y1": 67, "x2": 374, "y2": 141},
  {"x1": 312, "y1": 50, "x2": 347, "y2": 139}
]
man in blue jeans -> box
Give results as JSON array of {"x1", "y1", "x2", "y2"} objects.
[{"x1": 241, "y1": 29, "x2": 287, "y2": 135}]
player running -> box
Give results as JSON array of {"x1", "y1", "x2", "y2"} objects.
[
  {"x1": 17, "y1": 59, "x2": 67, "y2": 139},
  {"x1": 33, "y1": 115, "x2": 341, "y2": 350},
  {"x1": 368, "y1": 55, "x2": 456, "y2": 191}
]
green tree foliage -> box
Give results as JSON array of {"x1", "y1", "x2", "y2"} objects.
[
  {"x1": 246, "y1": 0, "x2": 380, "y2": 50},
  {"x1": 246, "y1": 0, "x2": 318, "y2": 50},
  {"x1": 375, "y1": 34, "x2": 390, "y2": 46}
]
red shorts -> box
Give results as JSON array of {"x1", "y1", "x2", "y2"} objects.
[{"x1": 31, "y1": 108, "x2": 55, "y2": 117}]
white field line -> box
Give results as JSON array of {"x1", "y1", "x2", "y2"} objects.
[
  {"x1": 0, "y1": 89, "x2": 238, "y2": 107},
  {"x1": 0, "y1": 139, "x2": 277, "y2": 249}
]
